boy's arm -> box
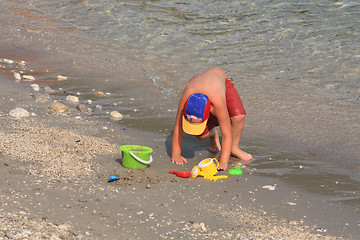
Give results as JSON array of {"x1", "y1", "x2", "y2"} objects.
[
  {"x1": 171, "y1": 105, "x2": 187, "y2": 164},
  {"x1": 213, "y1": 100, "x2": 232, "y2": 169}
]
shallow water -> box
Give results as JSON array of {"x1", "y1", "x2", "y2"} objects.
[
  {"x1": 3, "y1": 0, "x2": 359, "y2": 98},
  {"x1": 1, "y1": 0, "x2": 359, "y2": 215},
  {"x1": 26, "y1": 0, "x2": 360, "y2": 100}
]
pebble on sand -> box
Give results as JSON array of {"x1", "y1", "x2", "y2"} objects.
[
  {"x1": 57, "y1": 75, "x2": 68, "y2": 80},
  {"x1": 13, "y1": 72, "x2": 21, "y2": 80},
  {"x1": 44, "y1": 86, "x2": 56, "y2": 94},
  {"x1": 9, "y1": 107, "x2": 30, "y2": 118},
  {"x1": 23, "y1": 75, "x2": 35, "y2": 81},
  {"x1": 32, "y1": 93, "x2": 51, "y2": 103},
  {"x1": 31, "y1": 84, "x2": 40, "y2": 91},
  {"x1": 110, "y1": 111, "x2": 123, "y2": 120},
  {"x1": 66, "y1": 95, "x2": 79, "y2": 104},
  {"x1": 77, "y1": 104, "x2": 92, "y2": 114},
  {"x1": 49, "y1": 102, "x2": 69, "y2": 113},
  {"x1": 95, "y1": 91, "x2": 104, "y2": 96},
  {"x1": 16, "y1": 60, "x2": 26, "y2": 66},
  {"x1": 3, "y1": 58, "x2": 14, "y2": 64}
]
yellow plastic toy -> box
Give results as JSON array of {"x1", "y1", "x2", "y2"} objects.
[
  {"x1": 191, "y1": 165, "x2": 228, "y2": 181},
  {"x1": 198, "y1": 158, "x2": 219, "y2": 176}
]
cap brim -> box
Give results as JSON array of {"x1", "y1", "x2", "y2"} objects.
[{"x1": 182, "y1": 115, "x2": 208, "y2": 135}]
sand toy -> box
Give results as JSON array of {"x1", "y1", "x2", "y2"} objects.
[
  {"x1": 120, "y1": 145, "x2": 153, "y2": 169},
  {"x1": 169, "y1": 171, "x2": 191, "y2": 178},
  {"x1": 198, "y1": 158, "x2": 219, "y2": 176},
  {"x1": 191, "y1": 165, "x2": 228, "y2": 181},
  {"x1": 108, "y1": 176, "x2": 120, "y2": 182},
  {"x1": 228, "y1": 166, "x2": 243, "y2": 175}
]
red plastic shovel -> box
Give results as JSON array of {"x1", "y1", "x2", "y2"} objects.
[{"x1": 169, "y1": 170, "x2": 191, "y2": 178}]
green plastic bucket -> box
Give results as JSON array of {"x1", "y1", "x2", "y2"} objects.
[{"x1": 120, "y1": 145, "x2": 153, "y2": 169}]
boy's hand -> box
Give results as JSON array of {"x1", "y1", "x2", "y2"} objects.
[
  {"x1": 171, "y1": 155, "x2": 187, "y2": 165},
  {"x1": 217, "y1": 160, "x2": 229, "y2": 171}
]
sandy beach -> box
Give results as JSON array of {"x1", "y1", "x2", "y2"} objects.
[
  {"x1": 0, "y1": 55, "x2": 354, "y2": 239},
  {"x1": 2, "y1": 1, "x2": 360, "y2": 238}
]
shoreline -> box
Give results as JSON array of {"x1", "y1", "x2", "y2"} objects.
[{"x1": 0, "y1": 53, "x2": 357, "y2": 239}]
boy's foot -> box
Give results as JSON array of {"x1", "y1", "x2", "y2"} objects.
[{"x1": 231, "y1": 148, "x2": 252, "y2": 161}]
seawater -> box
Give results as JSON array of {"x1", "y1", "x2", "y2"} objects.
[
  {"x1": 1, "y1": 0, "x2": 360, "y2": 213},
  {"x1": 5, "y1": 0, "x2": 359, "y2": 99}
]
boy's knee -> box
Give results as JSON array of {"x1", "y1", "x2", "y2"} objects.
[
  {"x1": 196, "y1": 132, "x2": 209, "y2": 140},
  {"x1": 196, "y1": 135, "x2": 206, "y2": 140},
  {"x1": 231, "y1": 115, "x2": 245, "y2": 125}
]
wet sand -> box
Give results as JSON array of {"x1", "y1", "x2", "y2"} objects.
[{"x1": 1, "y1": 54, "x2": 357, "y2": 239}]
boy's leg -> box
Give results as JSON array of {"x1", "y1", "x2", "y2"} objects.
[
  {"x1": 230, "y1": 114, "x2": 252, "y2": 161},
  {"x1": 224, "y1": 77, "x2": 252, "y2": 161},
  {"x1": 196, "y1": 113, "x2": 220, "y2": 153},
  {"x1": 196, "y1": 128, "x2": 221, "y2": 153},
  {"x1": 208, "y1": 128, "x2": 221, "y2": 153}
]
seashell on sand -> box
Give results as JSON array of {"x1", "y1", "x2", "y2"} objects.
[
  {"x1": 9, "y1": 107, "x2": 30, "y2": 118},
  {"x1": 110, "y1": 111, "x2": 123, "y2": 120}
]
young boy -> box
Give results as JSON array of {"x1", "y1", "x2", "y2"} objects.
[{"x1": 171, "y1": 68, "x2": 252, "y2": 170}]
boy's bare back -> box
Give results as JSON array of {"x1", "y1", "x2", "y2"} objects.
[{"x1": 183, "y1": 68, "x2": 227, "y2": 103}]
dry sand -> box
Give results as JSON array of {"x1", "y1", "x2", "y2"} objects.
[{"x1": 0, "y1": 59, "x2": 347, "y2": 239}]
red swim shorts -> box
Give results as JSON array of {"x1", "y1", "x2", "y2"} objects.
[{"x1": 199, "y1": 78, "x2": 246, "y2": 136}]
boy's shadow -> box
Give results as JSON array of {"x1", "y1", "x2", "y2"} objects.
[{"x1": 165, "y1": 131, "x2": 214, "y2": 159}]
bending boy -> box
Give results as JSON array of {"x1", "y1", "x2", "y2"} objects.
[{"x1": 171, "y1": 68, "x2": 252, "y2": 170}]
